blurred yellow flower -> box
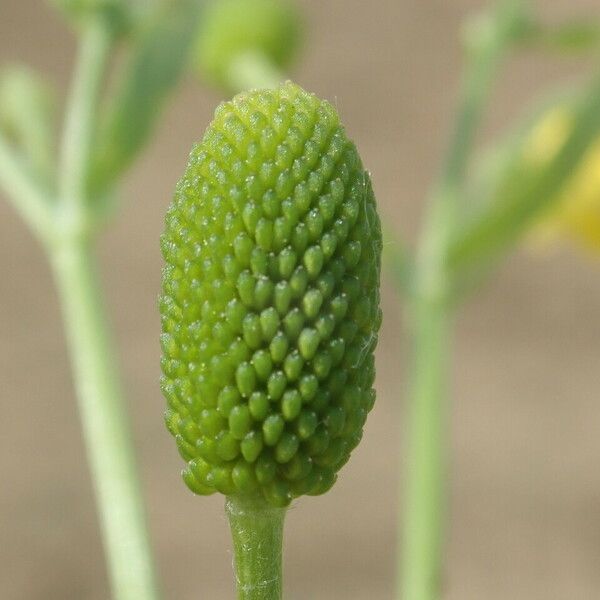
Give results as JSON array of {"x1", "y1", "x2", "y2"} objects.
[{"x1": 525, "y1": 107, "x2": 600, "y2": 253}]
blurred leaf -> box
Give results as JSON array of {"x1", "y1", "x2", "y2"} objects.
[
  {"x1": 0, "y1": 65, "x2": 56, "y2": 185},
  {"x1": 466, "y1": 84, "x2": 578, "y2": 215},
  {"x1": 546, "y1": 21, "x2": 600, "y2": 52},
  {"x1": 88, "y1": 0, "x2": 201, "y2": 197},
  {"x1": 449, "y1": 72, "x2": 600, "y2": 277},
  {"x1": 520, "y1": 20, "x2": 600, "y2": 54}
]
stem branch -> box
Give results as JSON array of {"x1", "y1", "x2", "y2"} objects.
[
  {"x1": 0, "y1": 133, "x2": 53, "y2": 240},
  {"x1": 59, "y1": 17, "x2": 113, "y2": 218},
  {"x1": 1, "y1": 6, "x2": 163, "y2": 600}
]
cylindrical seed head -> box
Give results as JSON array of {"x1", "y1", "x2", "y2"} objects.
[{"x1": 160, "y1": 81, "x2": 382, "y2": 507}]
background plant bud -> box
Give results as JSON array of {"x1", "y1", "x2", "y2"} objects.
[
  {"x1": 194, "y1": 0, "x2": 301, "y2": 89},
  {"x1": 160, "y1": 82, "x2": 382, "y2": 507}
]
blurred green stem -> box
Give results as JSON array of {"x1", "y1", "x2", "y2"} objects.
[
  {"x1": 399, "y1": 3, "x2": 523, "y2": 599},
  {"x1": 401, "y1": 293, "x2": 451, "y2": 600},
  {"x1": 51, "y1": 238, "x2": 159, "y2": 600},
  {"x1": 59, "y1": 16, "x2": 113, "y2": 219},
  {"x1": 0, "y1": 3, "x2": 201, "y2": 600},
  {"x1": 225, "y1": 495, "x2": 286, "y2": 600},
  {"x1": 52, "y1": 13, "x2": 160, "y2": 600},
  {"x1": 384, "y1": 229, "x2": 414, "y2": 297}
]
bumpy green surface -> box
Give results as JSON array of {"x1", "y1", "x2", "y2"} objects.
[
  {"x1": 160, "y1": 82, "x2": 381, "y2": 507},
  {"x1": 194, "y1": 0, "x2": 300, "y2": 89}
]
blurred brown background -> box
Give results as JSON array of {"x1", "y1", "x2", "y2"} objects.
[{"x1": 2, "y1": 1, "x2": 600, "y2": 598}]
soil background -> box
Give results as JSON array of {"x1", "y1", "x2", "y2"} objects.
[{"x1": 1, "y1": 1, "x2": 600, "y2": 598}]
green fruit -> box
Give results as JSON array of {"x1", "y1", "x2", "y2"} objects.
[
  {"x1": 194, "y1": 0, "x2": 301, "y2": 89},
  {"x1": 160, "y1": 82, "x2": 381, "y2": 507}
]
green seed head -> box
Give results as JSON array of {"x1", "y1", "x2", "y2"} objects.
[
  {"x1": 160, "y1": 82, "x2": 382, "y2": 507},
  {"x1": 194, "y1": 0, "x2": 301, "y2": 89}
]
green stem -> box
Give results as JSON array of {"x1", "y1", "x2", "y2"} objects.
[
  {"x1": 52, "y1": 14, "x2": 160, "y2": 599},
  {"x1": 227, "y1": 50, "x2": 286, "y2": 93},
  {"x1": 3, "y1": 5, "x2": 167, "y2": 600},
  {"x1": 399, "y1": 3, "x2": 523, "y2": 599},
  {"x1": 59, "y1": 16, "x2": 113, "y2": 219},
  {"x1": 444, "y1": 0, "x2": 524, "y2": 192},
  {"x1": 225, "y1": 495, "x2": 287, "y2": 600},
  {"x1": 400, "y1": 185, "x2": 454, "y2": 600},
  {"x1": 383, "y1": 227, "x2": 414, "y2": 298},
  {"x1": 400, "y1": 297, "x2": 451, "y2": 600},
  {"x1": 50, "y1": 238, "x2": 159, "y2": 600}
]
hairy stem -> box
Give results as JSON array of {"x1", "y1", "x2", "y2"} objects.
[
  {"x1": 225, "y1": 495, "x2": 287, "y2": 600},
  {"x1": 51, "y1": 238, "x2": 159, "y2": 600}
]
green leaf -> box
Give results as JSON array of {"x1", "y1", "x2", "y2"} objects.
[
  {"x1": 88, "y1": 0, "x2": 201, "y2": 197},
  {"x1": 466, "y1": 84, "x2": 578, "y2": 216},
  {"x1": 449, "y1": 72, "x2": 600, "y2": 277}
]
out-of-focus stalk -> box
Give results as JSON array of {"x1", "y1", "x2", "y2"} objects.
[{"x1": 399, "y1": 3, "x2": 525, "y2": 599}]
